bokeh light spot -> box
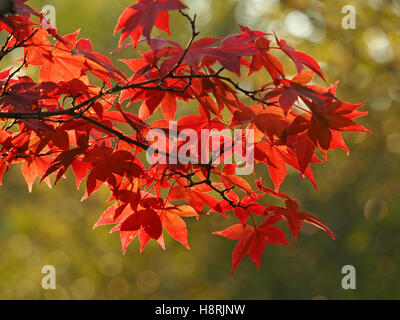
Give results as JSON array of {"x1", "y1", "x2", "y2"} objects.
[
  {"x1": 363, "y1": 28, "x2": 393, "y2": 63},
  {"x1": 70, "y1": 277, "x2": 95, "y2": 299},
  {"x1": 9, "y1": 234, "x2": 33, "y2": 258},
  {"x1": 136, "y1": 270, "x2": 160, "y2": 294},
  {"x1": 364, "y1": 198, "x2": 388, "y2": 221},
  {"x1": 107, "y1": 277, "x2": 131, "y2": 299},
  {"x1": 386, "y1": 133, "x2": 400, "y2": 154},
  {"x1": 46, "y1": 250, "x2": 71, "y2": 274},
  {"x1": 285, "y1": 11, "x2": 313, "y2": 39},
  {"x1": 98, "y1": 252, "x2": 123, "y2": 277}
]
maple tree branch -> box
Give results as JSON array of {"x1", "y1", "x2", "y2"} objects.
[
  {"x1": 157, "y1": 10, "x2": 199, "y2": 82},
  {"x1": 0, "y1": 15, "x2": 266, "y2": 123},
  {"x1": 171, "y1": 166, "x2": 250, "y2": 212},
  {"x1": 171, "y1": 72, "x2": 273, "y2": 105},
  {"x1": 0, "y1": 29, "x2": 38, "y2": 61},
  {"x1": 0, "y1": 0, "x2": 357, "y2": 273},
  {"x1": 0, "y1": 31, "x2": 14, "y2": 56},
  {"x1": 2, "y1": 118, "x2": 17, "y2": 130},
  {"x1": 80, "y1": 115, "x2": 149, "y2": 151},
  {"x1": 0, "y1": 83, "x2": 110, "y2": 119},
  {"x1": 79, "y1": 114, "x2": 210, "y2": 169},
  {"x1": 0, "y1": 150, "x2": 57, "y2": 159},
  {"x1": 1, "y1": 55, "x2": 27, "y2": 96}
]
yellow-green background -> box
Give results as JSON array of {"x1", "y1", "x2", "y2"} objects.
[{"x1": 0, "y1": 0, "x2": 399, "y2": 299}]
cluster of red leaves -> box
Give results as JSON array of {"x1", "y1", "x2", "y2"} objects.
[{"x1": 0, "y1": 0, "x2": 369, "y2": 275}]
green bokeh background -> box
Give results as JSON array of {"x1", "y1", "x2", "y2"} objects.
[{"x1": 0, "y1": 0, "x2": 399, "y2": 299}]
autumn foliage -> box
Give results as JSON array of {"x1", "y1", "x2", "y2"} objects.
[{"x1": 0, "y1": 0, "x2": 369, "y2": 275}]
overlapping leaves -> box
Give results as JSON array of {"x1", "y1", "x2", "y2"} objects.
[{"x1": 0, "y1": 0, "x2": 369, "y2": 275}]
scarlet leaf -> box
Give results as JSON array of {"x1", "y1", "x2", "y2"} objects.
[
  {"x1": 276, "y1": 35, "x2": 325, "y2": 80},
  {"x1": 160, "y1": 209, "x2": 190, "y2": 248},
  {"x1": 114, "y1": 0, "x2": 187, "y2": 47},
  {"x1": 121, "y1": 208, "x2": 162, "y2": 240},
  {"x1": 0, "y1": 0, "x2": 370, "y2": 276},
  {"x1": 248, "y1": 226, "x2": 290, "y2": 269}
]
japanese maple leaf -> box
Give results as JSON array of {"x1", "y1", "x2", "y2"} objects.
[
  {"x1": 213, "y1": 224, "x2": 254, "y2": 275},
  {"x1": 147, "y1": 37, "x2": 221, "y2": 72},
  {"x1": 195, "y1": 27, "x2": 265, "y2": 75},
  {"x1": 289, "y1": 131, "x2": 316, "y2": 174},
  {"x1": 248, "y1": 52, "x2": 285, "y2": 81},
  {"x1": 169, "y1": 184, "x2": 219, "y2": 213},
  {"x1": 11, "y1": 0, "x2": 39, "y2": 20},
  {"x1": 41, "y1": 147, "x2": 86, "y2": 186},
  {"x1": 183, "y1": 37, "x2": 221, "y2": 67},
  {"x1": 38, "y1": 31, "x2": 87, "y2": 83},
  {"x1": 232, "y1": 105, "x2": 293, "y2": 143},
  {"x1": 114, "y1": 0, "x2": 187, "y2": 48},
  {"x1": 120, "y1": 208, "x2": 163, "y2": 240},
  {"x1": 116, "y1": 197, "x2": 192, "y2": 253},
  {"x1": 265, "y1": 198, "x2": 335, "y2": 241},
  {"x1": 289, "y1": 98, "x2": 370, "y2": 156},
  {"x1": 72, "y1": 38, "x2": 127, "y2": 87},
  {"x1": 93, "y1": 201, "x2": 160, "y2": 254},
  {"x1": 218, "y1": 164, "x2": 253, "y2": 195},
  {"x1": 85, "y1": 149, "x2": 145, "y2": 197},
  {"x1": 22, "y1": 27, "x2": 53, "y2": 66},
  {"x1": 255, "y1": 180, "x2": 335, "y2": 241},
  {"x1": 270, "y1": 70, "x2": 315, "y2": 113},
  {"x1": 155, "y1": 27, "x2": 266, "y2": 75},
  {"x1": 213, "y1": 220, "x2": 290, "y2": 275},
  {"x1": 0, "y1": 67, "x2": 12, "y2": 81},
  {"x1": 21, "y1": 156, "x2": 53, "y2": 192},
  {"x1": 94, "y1": 193, "x2": 197, "y2": 252},
  {"x1": 254, "y1": 142, "x2": 319, "y2": 191},
  {"x1": 138, "y1": 89, "x2": 181, "y2": 120},
  {"x1": 159, "y1": 205, "x2": 197, "y2": 249},
  {"x1": 119, "y1": 225, "x2": 165, "y2": 254},
  {"x1": 97, "y1": 205, "x2": 140, "y2": 252},
  {"x1": 275, "y1": 33, "x2": 325, "y2": 80},
  {"x1": 233, "y1": 105, "x2": 319, "y2": 190},
  {"x1": 264, "y1": 79, "x2": 336, "y2": 115}
]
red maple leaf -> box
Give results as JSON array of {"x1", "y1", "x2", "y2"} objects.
[
  {"x1": 214, "y1": 219, "x2": 290, "y2": 275},
  {"x1": 275, "y1": 33, "x2": 325, "y2": 80},
  {"x1": 0, "y1": 0, "x2": 371, "y2": 276},
  {"x1": 114, "y1": 0, "x2": 187, "y2": 47}
]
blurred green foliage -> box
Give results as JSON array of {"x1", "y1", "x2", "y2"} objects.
[{"x1": 0, "y1": 0, "x2": 399, "y2": 299}]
